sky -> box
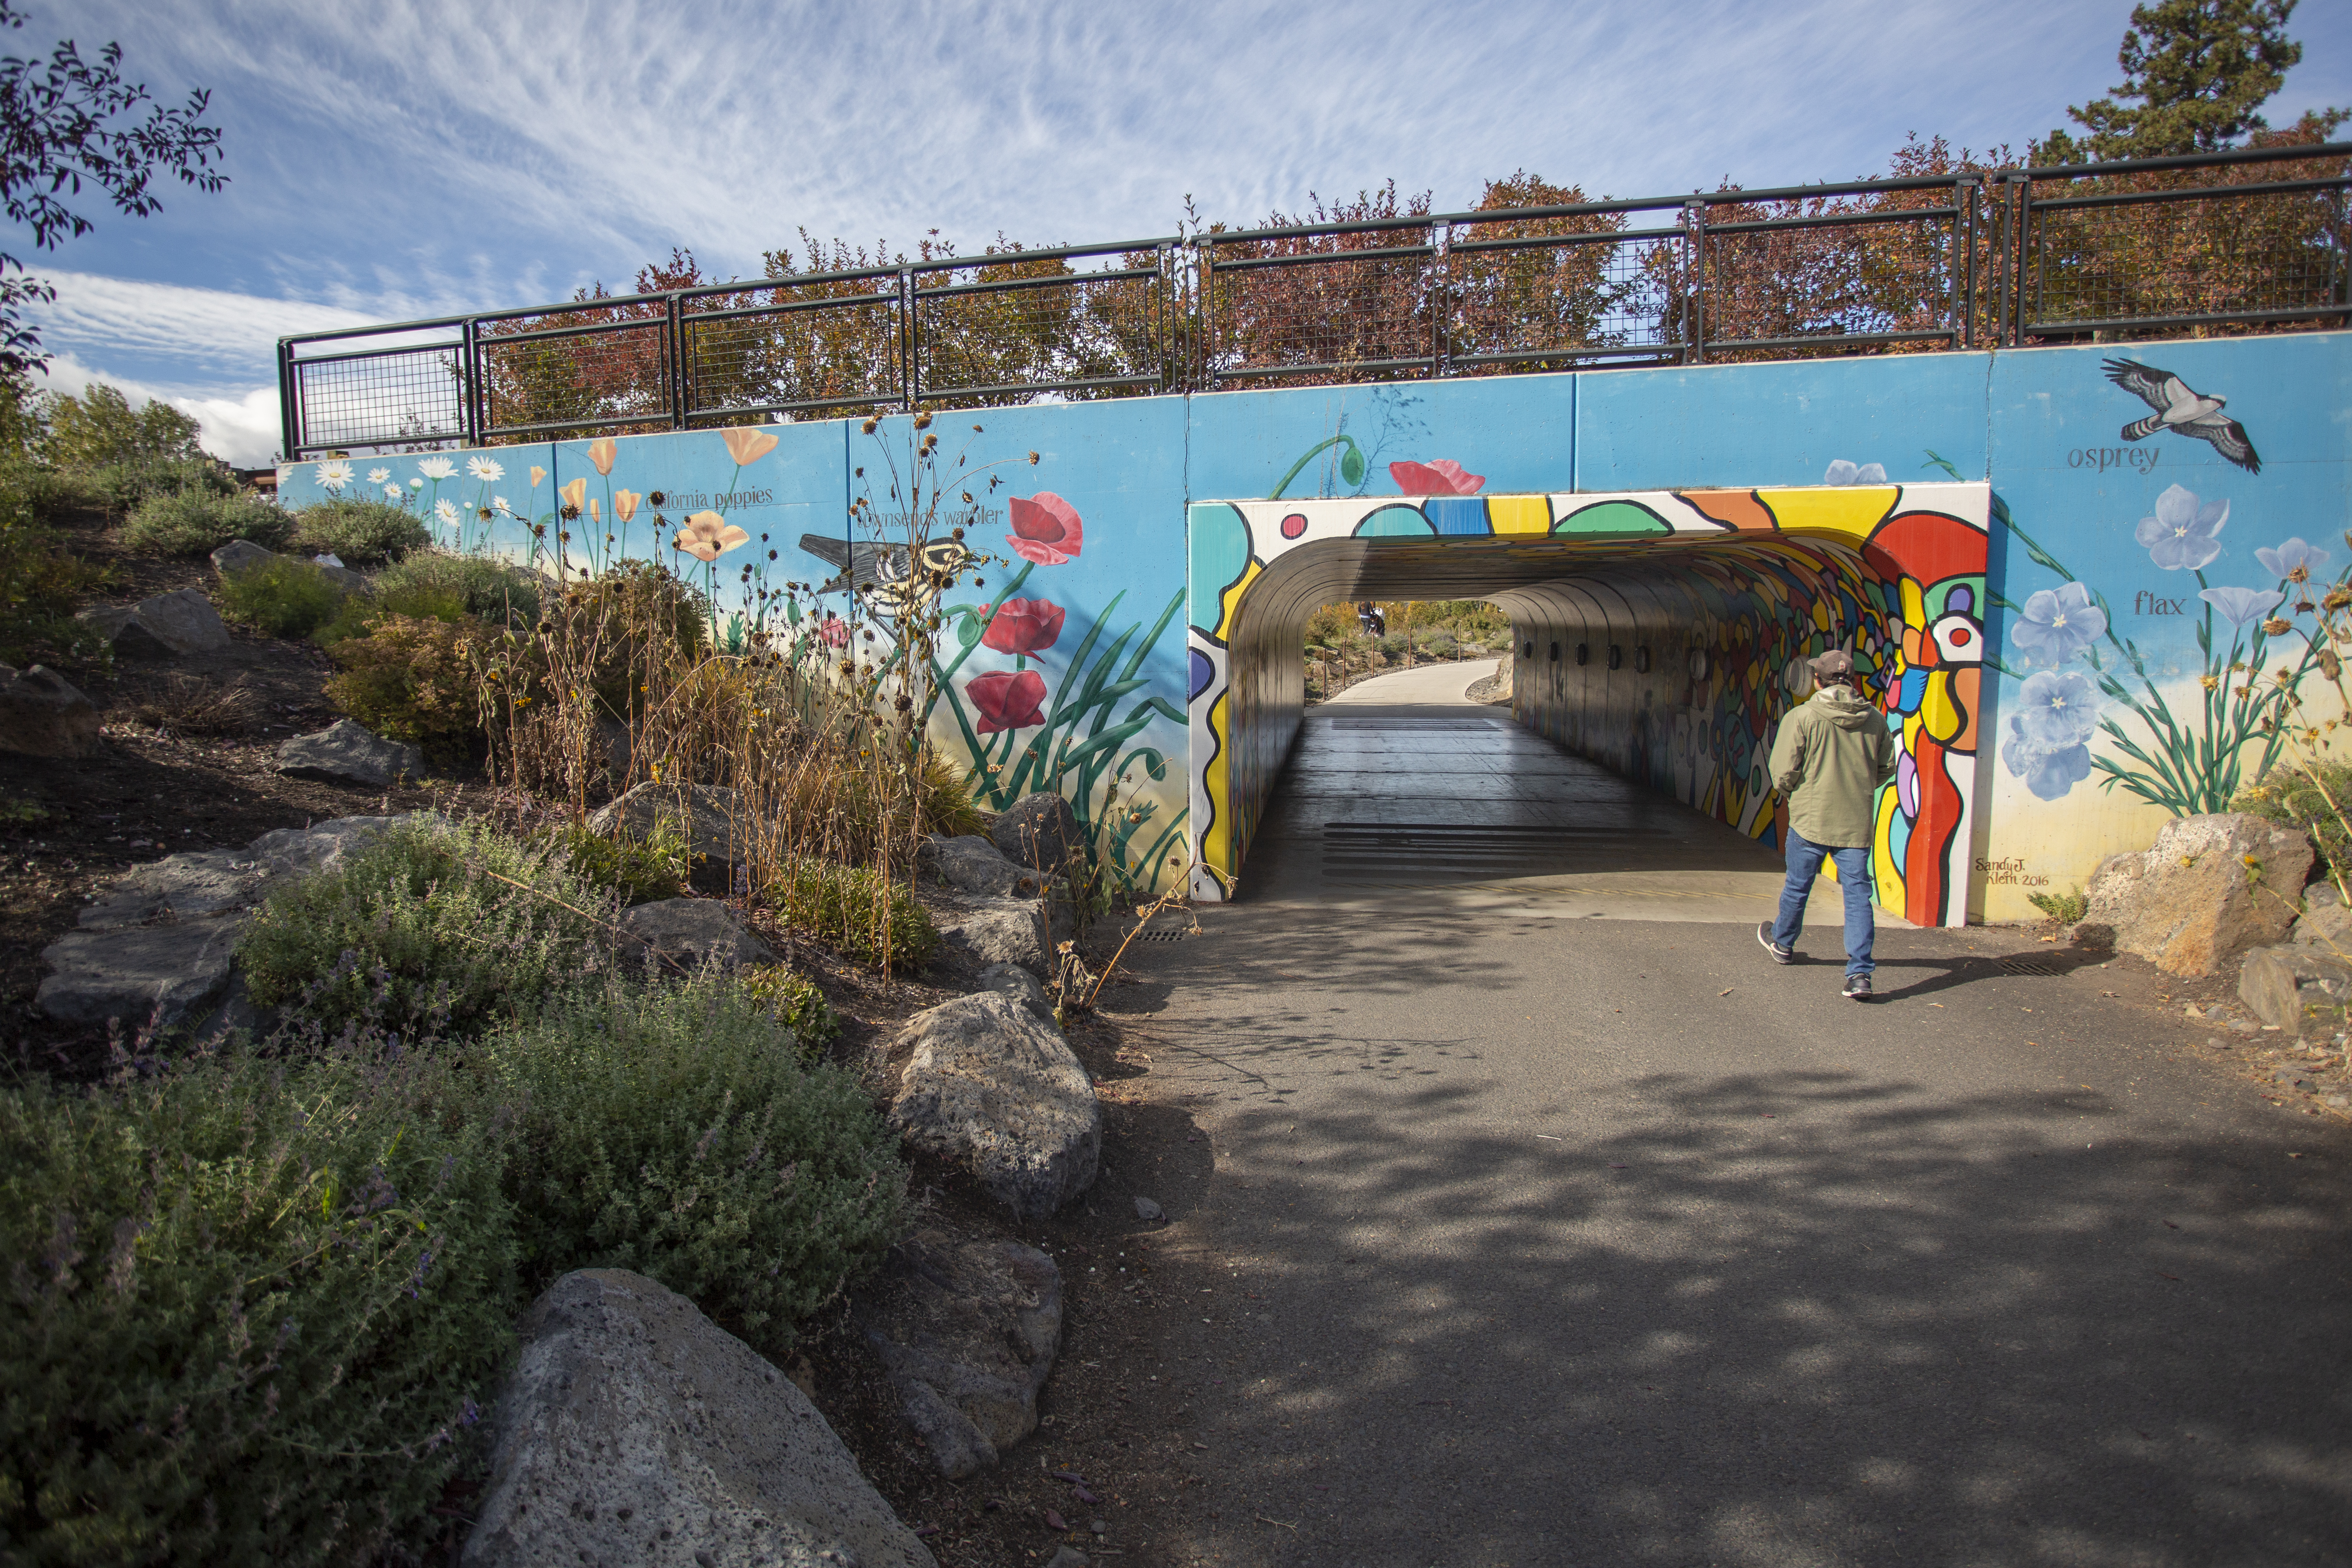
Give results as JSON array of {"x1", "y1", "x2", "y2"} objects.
[{"x1": 18, "y1": 0, "x2": 2352, "y2": 465}]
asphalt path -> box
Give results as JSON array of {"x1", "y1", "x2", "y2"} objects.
[{"x1": 1090, "y1": 666, "x2": 2352, "y2": 1568}]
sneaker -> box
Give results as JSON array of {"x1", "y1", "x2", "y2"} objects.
[
  {"x1": 1843, "y1": 972, "x2": 1873, "y2": 1001},
  {"x1": 1756, "y1": 921, "x2": 1794, "y2": 964}
]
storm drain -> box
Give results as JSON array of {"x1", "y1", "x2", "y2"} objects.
[{"x1": 2000, "y1": 957, "x2": 2061, "y2": 976}]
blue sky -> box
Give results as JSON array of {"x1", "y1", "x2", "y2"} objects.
[{"x1": 19, "y1": 0, "x2": 2351, "y2": 463}]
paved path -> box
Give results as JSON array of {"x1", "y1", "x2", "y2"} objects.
[{"x1": 1096, "y1": 669, "x2": 2351, "y2": 1567}]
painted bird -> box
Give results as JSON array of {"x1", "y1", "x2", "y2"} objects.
[
  {"x1": 797, "y1": 532, "x2": 977, "y2": 620},
  {"x1": 2103, "y1": 358, "x2": 2261, "y2": 473}
]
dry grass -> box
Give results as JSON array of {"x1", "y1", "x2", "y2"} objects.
[{"x1": 123, "y1": 674, "x2": 257, "y2": 737}]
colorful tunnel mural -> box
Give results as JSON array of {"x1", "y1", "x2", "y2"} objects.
[
  {"x1": 275, "y1": 331, "x2": 2352, "y2": 926},
  {"x1": 1183, "y1": 485, "x2": 1990, "y2": 924}
]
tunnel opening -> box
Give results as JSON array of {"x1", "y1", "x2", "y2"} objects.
[{"x1": 1185, "y1": 485, "x2": 1992, "y2": 926}]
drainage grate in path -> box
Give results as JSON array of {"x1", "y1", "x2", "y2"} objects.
[{"x1": 2000, "y1": 957, "x2": 2061, "y2": 976}]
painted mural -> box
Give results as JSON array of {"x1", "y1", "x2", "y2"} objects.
[
  {"x1": 1184, "y1": 483, "x2": 1990, "y2": 926},
  {"x1": 274, "y1": 330, "x2": 2352, "y2": 921}
]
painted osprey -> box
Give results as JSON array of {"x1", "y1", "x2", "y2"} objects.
[{"x1": 2103, "y1": 358, "x2": 2260, "y2": 474}]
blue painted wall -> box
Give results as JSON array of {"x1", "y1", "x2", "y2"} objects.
[{"x1": 280, "y1": 331, "x2": 2352, "y2": 915}]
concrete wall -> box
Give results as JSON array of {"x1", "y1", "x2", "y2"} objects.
[{"x1": 276, "y1": 331, "x2": 2352, "y2": 917}]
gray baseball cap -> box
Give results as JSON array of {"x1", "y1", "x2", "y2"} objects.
[{"x1": 1809, "y1": 649, "x2": 1856, "y2": 681}]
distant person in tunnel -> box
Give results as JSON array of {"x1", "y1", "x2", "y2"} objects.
[{"x1": 1757, "y1": 649, "x2": 1898, "y2": 1000}]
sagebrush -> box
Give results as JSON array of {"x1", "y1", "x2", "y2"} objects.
[
  {"x1": 470, "y1": 972, "x2": 906, "y2": 1347},
  {"x1": 236, "y1": 816, "x2": 615, "y2": 1038},
  {"x1": 0, "y1": 1040, "x2": 517, "y2": 1566},
  {"x1": 289, "y1": 497, "x2": 428, "y2": 565},
  {"x1": 120, "y1": 487, "x2": 292, "y2": 557},
  {"x1": 218, "y1": 555, "x2": 347, "y2": 638}
]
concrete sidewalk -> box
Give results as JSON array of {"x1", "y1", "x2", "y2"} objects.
[{"x1": 1083, "y1": 670, "x2": 2351, "y2": 1566}]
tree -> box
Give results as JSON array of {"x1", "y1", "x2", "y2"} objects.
[
  {"x1": 0, "y1": 2, "x2": 225, "y2": 375},
  {"x1": 40, "y1": 380, "x2": 203, "y2": 470},
  {"x1": 2051, "y1": 0, "x2": 2343, "y2": 161}
]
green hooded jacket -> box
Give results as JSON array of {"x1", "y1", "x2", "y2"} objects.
[{"x1": 1767, "y1": 685, "x2": 1898, "y2": 849}]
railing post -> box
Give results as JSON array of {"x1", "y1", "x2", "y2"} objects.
[
  {"x1": 1197, "y1": 241, "x2": 1216, "y2": 392},
  {"x1": 1685, "y1": 200, "x2": 1707, "y2": 365},
  {"x1": 1954, "y1": 176, "x2": 1974, "y2": 350},
  {"x1": 1433, "y1": 219, "x2": 1454, "y2": 379},
  {"x1": 461, "y1": 319, "x2": 483, "y2": 446},
  {"x1": 277, "y1": 339, "x2": 299, "y2": 462},
  {"x1": 2007, "y1": 174, "x2": 2031, "y2": 346},
  {"x1": 666, "y1": 295, "x2": 687, "y2": 429},
  {"x1": 899, "y1": 267, "x2": 917, "y2": 413}
]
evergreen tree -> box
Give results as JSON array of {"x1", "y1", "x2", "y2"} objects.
[{"x1": 2048, "y1": 0, "x2": 2343, "y2": 161}]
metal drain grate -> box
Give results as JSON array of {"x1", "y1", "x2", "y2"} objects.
[
  {"x1": 1130, "y1": 917, "x2": 1195, "y2": 944},
  {"x1": 2000, "y1": 957, "x2": 2061, "y2": 976}
]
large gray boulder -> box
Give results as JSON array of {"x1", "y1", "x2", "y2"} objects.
[
  {"x1": 990, "y1": 792, "x2": 1083, "y2": 874},
  {"x1": 0, "y1": 663, "x2": 101, "y2": 757},
  {"x1": 2292, "y1": 883, "x2": 2352, "y2": 952},
  {"x1": 920, "y1": 834, "x2": 1041, "y2": 899},
  {"x1": 2082, "y1": 813, "x2": 2314, "y2": 977},
  {"x1": 36, "y1": 814, "x2": 422, "y2": 1029},
  {"x1": 275, "y1": 719, "x2": 425, "y2": 787},
  {"x1": 2239, "y1": 943, "x2": 2352, "y2": 1032},
  {"x1": 854, "y1": 1228, "x2": 1063, "y2": 1479},
  {"x1": 929, "y1": 895, "x2": 1046, "y2": 976},
  {"x1": 976, "y1": 961, "x2": 1056, "y2": 1024},
  {"x1": 887, "y1": 992, "x2": 1099, "y2": 1218},
  {"x1": 76, "y1": 587, "x2": 230, "y2": 658},
  {"x1": 618, "y1": 898, "x2": 776, "y2": 974},
  {"x1": 588, "y1": 781, "x2": 745, "y2": 868},
  {"x1": 462, "y1": 1269, "x2": 934, "y2": 1568}
]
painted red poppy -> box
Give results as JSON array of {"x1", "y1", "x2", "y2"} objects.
[
  {"x1": 981, "y1": 597, "x2": 1065, "y2": 655},
  {"x1": 818, "y1": 614, "x2": 850, "y2": 647},
  {"x1": 1007, "y1": 492, "x2": 1084, "y2": 565},
  {"x1": 1388, "y1": 459, "x2": 1486, "y2": 495},
  {"x1": 967, "y1": 669, "x2": 1047, "y2": 733}
]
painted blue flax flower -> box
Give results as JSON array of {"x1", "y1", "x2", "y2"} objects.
[
  {"x1": 2254, "y1": 536, "x2": 2330, "y2": 586},
  {"x1": 2009, "y1": 581, "x2": 2107, "y2": 662},
  {"x1": 2199, "y1": 585, "x2": 2286, "y2": 626},
  {"x1": 2134, "y1": 484, "x2": 2227, "y2": 571},
  {"x1": 2017, "y1": 668, "x2": 2100, "y2": 748}
]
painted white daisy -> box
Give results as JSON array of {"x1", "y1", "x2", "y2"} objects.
[
  {"x1": 493, "y1": 495, "x2": 513, "y2": 515},
  {"x1": 314, "y1": 459, "x2": 353, "y2": 491},
  {"x1": 435, "y1": 499, "x2": 460, "y2": 527},
  {"x1": 417, "y1": 457, "x2": 457, "y2": 481},
  {"x1": 409, "y1": 477, "x2": 425, "y2": 489},
  {"x1": 384, "y1": 484, "x2": 404, "y2": 501},
  {"x1": 366, "y1": 467, "x2": 390, "y2": 485},
  {"x1": 466, "y1": 456, "x2": 505, "y2": 483}
]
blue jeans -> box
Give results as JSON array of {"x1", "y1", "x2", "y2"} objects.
[{"x1": 1773, "y1": 828, "x2": 1876, "y2": 977}]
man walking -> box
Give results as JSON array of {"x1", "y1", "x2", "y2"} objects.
[{"x1": 1757, "y1": 649, "x2": 1898, "y2": 1000}]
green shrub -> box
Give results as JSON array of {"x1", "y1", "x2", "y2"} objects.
[
  {"x1": 768, "y1": 857, "x2": 939, "y2": 967},
  {"x1": 2026, "y1": 887, "x2": 2088, "y2": 923},
  {"x1": 289, "y1": 498, "x2": 428, "y2": 566},
  {"x1": 86, "y1": 456, "x2": 235, "y2": 514},
  {"x1": 20, "y1": 463, "x2": 109, "y2": 520},
  {"x1": 0, "y1": 1040, "x2": 517, "y2": 1565},
  {"x1": 119, "y1": 487, "x2": 293, "y2": 557},
  {"x1": 379, "y1": 547, "x2": 542, "y2": 626},
  {"x1": 741, "y1": 963, "x2": 843, "y2": 1047},
  {"x1": 219, "y1": 555, "x2": 347, "y2": 639},
  {"x1": 323, "y1": 613, "x2": 494, "y2": 759},
  {"x1": 539, "y1": 817, "x2": 689, "y2": 906},
  {"x1": 2236, "y1": 764, "x2": 2352, "y2": 886},
  {"x1": 314, "y1": 550, "x2": 545, "y2": 650},
  {"x1": 1375, "y1": 632, "x2": 1409, "y2": 658},
  {"x1": 236, "y1": 816, "x2": 616, "y2": 1038},
  {"x1": 472, "y1": 972, "x2": 905, "y2": 1348},
  {"x1": 0, "y1": 476, "x2": 111, "y2": 665}
]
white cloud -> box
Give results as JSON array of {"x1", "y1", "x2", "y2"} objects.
[
  {"x1": 28, "y1": 271, "x2": 386, "y2": 377},
  {"x1": 36, "y1": 353, "x2": 285, "y2": 467}
]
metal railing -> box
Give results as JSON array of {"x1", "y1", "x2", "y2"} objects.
[{"x1": 278, "y1": 142, "x2": 2349, "y2": 458}]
